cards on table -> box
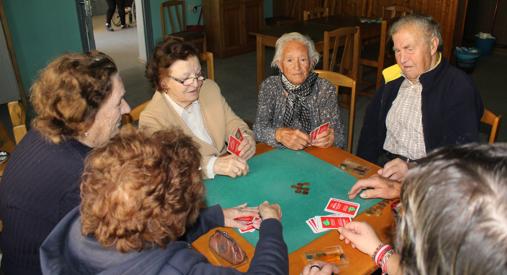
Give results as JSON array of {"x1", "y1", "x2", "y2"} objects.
[
  {"x1": 227, "y1": 128, "x2": 244, "y2": 157},
  {"x1": 306, "y1": 198, "x2": 360, "y2": 234},
  {"x1": 324, "y1": 198, "x2": 360, "y2": 217},
  {"x1": 339, "y1": 159, "x2": 371, "y2": 177},
  {"x1": 310, "y1": 122, "x2": 330, "y2": 142},
  {"x1": 303, "y1": 245, "x2": 349, "y2": 266}
]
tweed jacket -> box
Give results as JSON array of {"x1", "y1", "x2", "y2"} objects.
[{"x1": 139, "y1": 80, "x2": 252, "y2": 178}]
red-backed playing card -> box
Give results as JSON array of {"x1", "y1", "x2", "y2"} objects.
[
  {"x1": 227, "y1": 135, "x2": 242, "y2": 156},
  {"x1": 239, "y1": 224, "x2": 256, "y2": 233},
  {"x1": 317, "y1": 215, "x2": 352, "y2": 229},
  {"x1": 311, "y1": 122, "x2": 330, "y2": 142},
  {"x1": 324, "y1": 198, "x2": 360, "y2": 217},
  {"x1": 235, "y1": 128, "x2": 244, "y2": 141}
]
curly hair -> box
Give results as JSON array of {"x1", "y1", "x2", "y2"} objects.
[
  {"x1": 397, "y1": 143, "x2": 507, "y2": 275},
  {"x1": 80, "y1": 127, "x2": 205, "y2": 252},
  {"x1": 145, "y1": 39, "x2": 199, "y2": 91},
  {"x1": 30, "y1": 51, "x2": 118, "y2": 143}
]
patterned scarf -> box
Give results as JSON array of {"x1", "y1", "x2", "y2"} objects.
[{"x1": 281, "y1": 71, "x2": 318, "y2": 133}]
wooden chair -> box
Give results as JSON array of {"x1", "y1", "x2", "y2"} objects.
[
  {"x1": 359, "y1": 20, "x2": 387, "y2": 92},
  {"x1": 266, "y1": 0, "x2": 301, "y2": 26},
  {"x1": 160, "y1": 0, "x2": 206, "y2": 52},
  {"x1": 123, "y1": 51, "x2": 215, "y2": 124},
  {"x1": 303, "y1": 7, "x2": 329, "y2": 21},
  {"x1": 322, "y1": 26, "x2": 360, "y2": 81},
  {"x1": 314, "y1": 70, "x2": 357, "y2": 152},
  {"x1": 7, "y1": 101, "x2": 27, "y2": 144},
  {"x1": 481, "y1": 109, "x2": 501, "y2": 144},
  {"x1": 382, "y1": 5, "x2": 413, "y2": 19}
]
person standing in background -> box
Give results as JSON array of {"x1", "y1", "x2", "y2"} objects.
[{"x1": 105, "y1": 0, "x2": 127, "y2": 31}]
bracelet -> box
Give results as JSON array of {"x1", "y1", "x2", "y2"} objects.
[
  {"x1": 371, "y1": 243, "x2": 385, "y2": 261},
  {"x1": 381, "y1": 249, "x2": 395, "y2": 274},
  {"x1": 375, "y1": 244, "x2": 392, "y2": 267}
]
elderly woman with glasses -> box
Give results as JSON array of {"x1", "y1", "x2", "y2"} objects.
[
  {"x1": 253, "y1": 32, "x2": 345, "y2": 150},
  {"x1": 139, "y1": 40, "x2": 255, "y2": 179}
]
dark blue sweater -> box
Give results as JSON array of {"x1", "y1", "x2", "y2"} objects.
[
  {"x1": 40, "y1": 205, "x2": 289, "y2": 275},
  {"x1": 357, "y1": 59, "x2": 484, "y2": 164},
  {"x1": 0, "y1": 129, "x2": 91, "y2": 275}
]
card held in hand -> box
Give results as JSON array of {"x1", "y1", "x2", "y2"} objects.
[{"x1": 227, "y1": 135, "x2": 242, "y2": 156}]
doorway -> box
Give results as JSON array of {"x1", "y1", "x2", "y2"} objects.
[{"x1": 77, "y1": 0, "x2": 154, "y2": 108}]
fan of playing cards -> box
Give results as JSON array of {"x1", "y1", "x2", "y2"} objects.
[{"x1": 306, "y1": 198, "x2": 360, "y2": 234}]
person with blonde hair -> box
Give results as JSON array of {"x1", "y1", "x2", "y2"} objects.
[
  {"x1": 254, "y1": 32, "x2": 344, "y2": 150},
  {"x1": 40, "y1": 128, "x2": 288, "y2": 274},
  {"x1": 338, "y1": 143, "x2": 507, "y2": 275},
  {"x1": 0, "y1": 51, "x2": 130, "y2": 275}
]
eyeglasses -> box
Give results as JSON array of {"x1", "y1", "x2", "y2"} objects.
[{"x1": 170, "y1": 74, "x2": 205, "y2": 86}]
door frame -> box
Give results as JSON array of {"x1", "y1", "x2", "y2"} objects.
[{"x1": 75, "y1": 0, "x2": 154, "y2": 61}]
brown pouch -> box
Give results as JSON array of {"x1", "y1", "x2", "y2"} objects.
[{"x1": 208, "y1": 230, "x2": 247, "y2": 265}]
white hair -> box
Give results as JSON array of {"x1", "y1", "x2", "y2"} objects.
[{"x1": 271, "y1": 32, "x2": 320, "y2": 69}]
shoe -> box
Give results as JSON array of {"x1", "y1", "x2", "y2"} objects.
[
  {"x1": 105, "y1": 23, "x2": 114, "y2": 32},
  {"x1": 120, "y1": 24, "x2": 129, "y2": 29}
]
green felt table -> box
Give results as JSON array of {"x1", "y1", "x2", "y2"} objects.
[{"x1": 205, "y1": 149, "x2": 380, "y2": 253}]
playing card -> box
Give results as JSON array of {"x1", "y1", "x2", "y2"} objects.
[
  {"x1": 233, "y1": 216, "x2": 254, "y2": 222},
  {"x1": 235, "y1": 128, "x2": 244, "y2": 141},
  {"x1": 227, "y1": 135, "x2": 242, "y2": 156},
  {"x1": 239, "y1": 224, "x2": 256, "y2": 233},
  {"x1": 316, "y1": 215, "x2": 352, "y2": 229},
  {"x1": 324, "y1": 198, "x2": 360, "y2": 217},
  {"x1": 339, "y1": 159, "x2": 371, "y2": 177},
  {"x1": 310, "y1": 122, "x2": 330, "y2": 142}
]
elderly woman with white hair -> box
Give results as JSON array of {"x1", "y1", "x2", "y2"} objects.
[{"x1": 253, "y1": 32, "x2": 344, "y2": 150}]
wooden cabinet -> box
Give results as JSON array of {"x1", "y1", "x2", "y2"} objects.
[{"x1": 203, "y1": 0, "x2": 264, "y2": 57}]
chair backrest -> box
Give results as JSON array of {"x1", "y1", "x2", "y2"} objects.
[
  {"x1": 160, "y1": 0, "x2": 186, "y2": 35},
  {"x1": 382, "y1": 5, "x2": 413, "y2": 19},
  {"x1": 323, "y1": 26, "x2": 360, "y2": 81},
  {"x1": 481, "y1": 108, "x2": 501, "y2": 143},
  {"x1": 7, "y1": 101, "x2": 27, "y2": 144},
  {"x1": 360, "y1": 20, "x2": 387, "y2": 90},
  {"x1": 124, "y1": 51, "x2": 215, "y2": 124},
  {"x1": 314, "y1": 70, "x2": 357, "y2": 152},
  {"x1": 303, "y1": 7, "x2": 329, "y2": 21}
]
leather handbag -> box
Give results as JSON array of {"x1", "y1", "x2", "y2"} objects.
[{"x1": 208, "y1": 230, "x2": 247, "y2": 265}]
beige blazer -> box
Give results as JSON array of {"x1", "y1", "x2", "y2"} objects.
[{"x1": 139, "y1": 80, "x2": 253, "y2": 178}]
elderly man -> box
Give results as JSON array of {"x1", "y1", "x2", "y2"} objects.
[{"x1": 357, "y1": 15, "x2": 483, "y2": 165}]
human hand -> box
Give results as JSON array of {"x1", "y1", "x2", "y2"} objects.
[
  {"x1": 302, "y1": 261, "x2": 339, "y2": 275},
  {"x1": 214, "y1": 154, "x2": 249, "y2": 178},
  {"x1": 238, "y1": 134, "x2": 256, "y2": 160},
  {"x1": 312, "y1": 128, "x2": 334, "y2": 148},
  {"x1": 337, "y1": 221, "x2": 382, "y2": 256},
  {"x1": 348, "y1": 174, "x2": 401, "y2": 200},
  {"x1": 378, "y1": 158, "x2": 408, "y2": 181},
  {"x1": 275, "y1": 128, "x2": 311, "y2": 150},
  {"x1": 223, "y1": 203, "x2": 260, "y2": 229},
  {"x1": 258, "y1": 201, "x2": 282, "y2": 221}
]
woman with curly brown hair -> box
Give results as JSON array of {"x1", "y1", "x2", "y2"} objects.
[
  {"x1": 40, "y1": 128, "x2": 288, "y2": 274},
  {"x1": 140, "y1": 39, "x2": 255, "y2": 179},
  {"x1": 0, "y1": 52, "x2": 130, "y2": 275}
]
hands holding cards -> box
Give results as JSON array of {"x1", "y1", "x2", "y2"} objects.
[
  {"x1": 275, "y1": 122, "x2": 333, "y2": 150},
  {"x1": 223, "y1": 202, "x2": 281, "y2": 234},
  {"x1": 338, "y1": 221, "x2": 382, "y2": 256}
]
